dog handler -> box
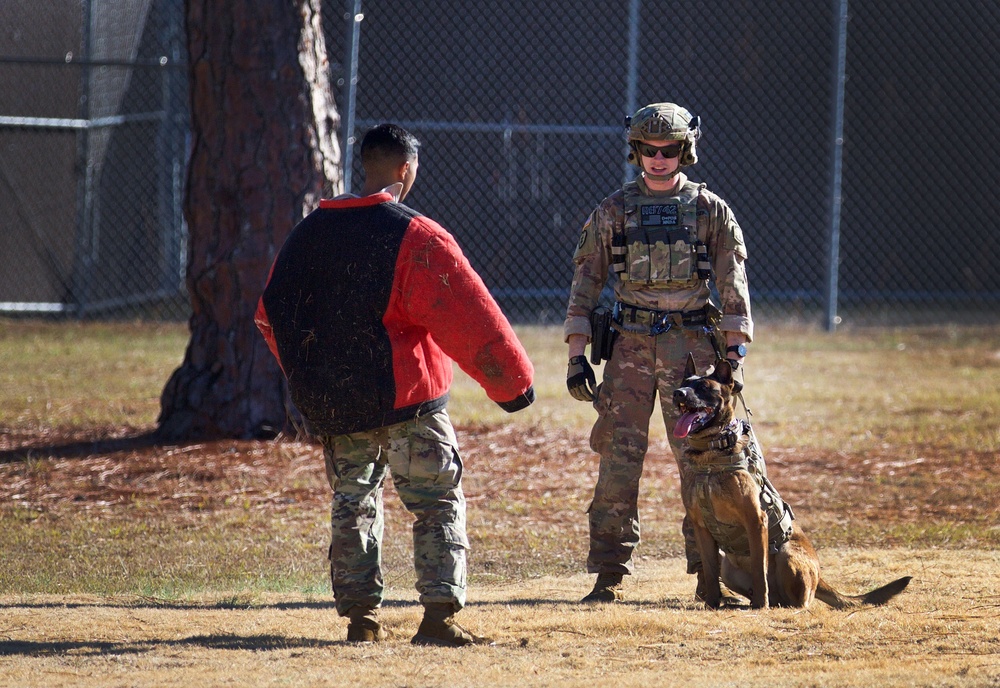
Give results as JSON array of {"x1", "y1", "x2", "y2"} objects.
[
  {"x1": 257, "y1": 124, "x2": 535, "y2": 644},
  {"x1": 564, "y1": 103, "x2": 754, "y2": 602}
]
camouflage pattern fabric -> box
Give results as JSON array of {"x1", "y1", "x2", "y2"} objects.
[
  {"x1": 568, "y1": 171, "x2": 755, "y2": 577},
  {"x1": 319, "y1": 408, "x2": 468, "y2": 617},
  {"x1": 617, "y1": 180, "x2": 702, "y2": 288},
  {"x1": 565, "y1": 173, "x2": 753, "y2": 344},
  {"x1": 625, "y1": 103, "x2": 700, "y2": 168},
  {"x1": 626, "y1": 103, "x2": 695, "y2": 142},
  {"x1": 586, "y1": 326, "x2": 717, "y2": 574}
]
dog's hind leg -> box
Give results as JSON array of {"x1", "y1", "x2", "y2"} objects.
[{"x1": 773, "y1": 545, "x2": 819, "y2": 607}]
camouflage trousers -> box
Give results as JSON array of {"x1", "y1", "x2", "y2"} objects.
[
  {"x1": 587, "y1": 324, "x2": 717, "y2": 575},
  {"x1": 319, "y1": 408, "x2": 468, "y2": 617}
]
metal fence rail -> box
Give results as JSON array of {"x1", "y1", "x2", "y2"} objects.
[
  {"x1": 0, "y1": 0, "x2": 187, "y2": 318},
  {"x1": 3, "y1": 0, "x2": 998, "y2": 327}
]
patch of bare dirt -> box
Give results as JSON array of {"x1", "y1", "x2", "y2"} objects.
[
  {"x1": 0, "y1": 425, "x2": 327, "y2": 516},
  {"x1": 2, "y1": 423, "x2": 996, "y2": 533}
]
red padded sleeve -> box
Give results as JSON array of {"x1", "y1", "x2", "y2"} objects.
[
  {"x1": 385, "y1": 216, "x2": 534, "y2": 406},
  {"x1": 254, "y1": 261, "x2": 285, "y2": 376}
]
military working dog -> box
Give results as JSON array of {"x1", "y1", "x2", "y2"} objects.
[{"x1": 672, "y1": 355, "x2": 911, "y2": 610}]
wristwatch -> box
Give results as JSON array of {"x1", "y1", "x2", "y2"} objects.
[{"x1": 726, "y1": 343, "x2": 748, "y2": 357}]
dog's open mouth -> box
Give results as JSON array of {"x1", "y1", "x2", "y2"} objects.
[{"x1": 673, "y1": 404, "x2": 715, "y2": 438}]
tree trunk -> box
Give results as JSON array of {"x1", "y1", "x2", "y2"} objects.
[{"x1": 158, "y1": 0, "x2": 340, "y2": 441}]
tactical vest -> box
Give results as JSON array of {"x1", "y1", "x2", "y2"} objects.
[{"x1": 612, "y1": 180, "x2": 711, "y2": 288}]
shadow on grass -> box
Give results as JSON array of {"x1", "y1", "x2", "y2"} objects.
[
  {"x1": 0, "y1": 601, "x2": 715, "y2": 658},
  {"x1": 494, "y1": 597, "x2": 704, "y2": 611},
  {"x1": 0, "y1": 634, "x2": 344, "y2": 657},
  {"x1": 0, "y1": 598, "x2": 392, "y2": 612},
  {"x1": 0, "y1": 431, "x2": 163, "y2": 464},
  {"x1": 0, "y1": 597, "x2": 702, "y2": 613}
]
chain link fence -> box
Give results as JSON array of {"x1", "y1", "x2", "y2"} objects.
[
  {"x1": 1, "y1": 0, "x2": 187, "y2": 318},
  {"x1": 3, "y1": 0, "x2": 998, "y2": 326}
]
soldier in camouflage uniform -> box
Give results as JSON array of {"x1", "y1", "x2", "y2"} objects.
[
  {"x1": 564, "y1": 103, "x2": 754, "y2": 603},
  {"x1": 257, "y1": 124, "x2": 535, "y2": 644},
  {"x1": 321, "y1": 410, "x2": 471, "y2": 637}
]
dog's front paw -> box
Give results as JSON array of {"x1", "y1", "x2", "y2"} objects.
[{"x1": 702, "y1": 591, "x2": 723, "y2": 610}]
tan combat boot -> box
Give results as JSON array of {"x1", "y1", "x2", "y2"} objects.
[
  {"x1": 581, "y1": 572, "x2": 624, "y2": 603},
  {"x1": 346, "y1": 606, "x2": 387, "y2": 643},
  {"x1": 410, "y1": 603, "x2": 493, "y2": 647}
]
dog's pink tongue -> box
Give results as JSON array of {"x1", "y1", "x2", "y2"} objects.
[{"x1": 674, "y1": 412, "x2": 699, "y2": 438}]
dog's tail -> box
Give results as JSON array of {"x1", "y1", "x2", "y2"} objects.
[{"x1": 815, "y1": 575, "x2": 912, "y2": 610}]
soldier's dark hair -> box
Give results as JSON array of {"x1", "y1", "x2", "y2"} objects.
[{"x1": 360, "y1": 124, "x2": 420, "y2": 168}]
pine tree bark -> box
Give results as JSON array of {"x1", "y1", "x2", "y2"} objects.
[{"x1": 158, "y1": 0, "x2": 340, "y2": 440}]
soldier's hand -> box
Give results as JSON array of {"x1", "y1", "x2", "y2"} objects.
[{"x1": 567, "y1": 355, "x2": 597, "y2": 401}]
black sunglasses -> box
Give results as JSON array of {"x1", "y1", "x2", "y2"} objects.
[{"x1": 636, "y1": 142, "x2": 681, "y2": 159}]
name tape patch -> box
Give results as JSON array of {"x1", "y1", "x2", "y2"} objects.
[{"x1": 640, "y1": 204, "x2": 679, "y2": 227}]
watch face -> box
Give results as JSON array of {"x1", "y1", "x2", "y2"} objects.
[{"x1": 729, "y1": 344, "x2": 747, "y2": 357}]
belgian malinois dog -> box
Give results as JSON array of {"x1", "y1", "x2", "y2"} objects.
[{"x1": 672, "y1": 355, "x2": 912, "y2": 610}]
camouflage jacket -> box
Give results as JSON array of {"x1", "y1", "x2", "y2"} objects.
[{"x1": 564, "y1": 173, "x2": 753, "y2": 342}]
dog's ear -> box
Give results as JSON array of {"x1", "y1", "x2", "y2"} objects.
[
  {"x1": 713, "y1": 357, "x2": 734, "y2": 387},
  {"x1": 683, "y1": 352, "x2": 698, "y2": 379}
]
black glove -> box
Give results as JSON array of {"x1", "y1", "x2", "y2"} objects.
[{"x1": 567, "y1": 355, "x2": 597, "y2": 401}]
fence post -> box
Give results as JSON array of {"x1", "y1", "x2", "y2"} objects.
[
  {"x1": 825, "y1": 0, "x2": 849, "y2": 331},
  {"x1": 71, "y1": 0, "x2": 95, "y2": 317},
  {"x1": 342, "y1": 0, "x2": 363, "y2": 194},
  {"x1": 157, "y1": 3, "x2": 184, "y2": 295}
]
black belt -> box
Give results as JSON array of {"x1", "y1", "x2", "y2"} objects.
[{"x1": 616, "y1": 303, "x2": 709, "y2": 333}]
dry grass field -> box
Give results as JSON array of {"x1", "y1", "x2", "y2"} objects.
[
  {"x1": 1, "y1": 320, "x2": 999, "y2": 687},
  {"x1": 0, "y1": 550, "x2": 996, "y2": 688}
]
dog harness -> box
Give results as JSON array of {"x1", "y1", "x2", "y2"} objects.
[{"x1": 689, "y1": 420, "x2": 795, "y2": 557}]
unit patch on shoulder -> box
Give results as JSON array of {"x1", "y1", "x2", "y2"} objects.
[
  {"x1": 725, "y1": 218, "x2": 748, "y2": 258},
  {"x1": 573, "y1": 215, "x2": 598, "y2": 261}
]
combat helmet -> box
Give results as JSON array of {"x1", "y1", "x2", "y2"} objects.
[{"x1": 625, "y1": 102, "x2": 701, "y2": 171}]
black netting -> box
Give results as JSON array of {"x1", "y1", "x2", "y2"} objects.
[
  {"x1": 1, "y1": 0, "x2": 187, "y2": 317},
  {"x1": 840, "y1": 2, "x2": 1000, "y2": 321},
  {"x1": 3, "y1": 1, "x2": 998, "y2": 325}
]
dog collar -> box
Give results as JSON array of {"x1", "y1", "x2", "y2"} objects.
[{"x1": 686, "y1": 419, "x2": 747, "y2": 452}]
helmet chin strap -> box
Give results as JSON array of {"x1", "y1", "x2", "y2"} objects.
[{"x1": 643, "y1": 168, "x2": 681, "y2": 182}]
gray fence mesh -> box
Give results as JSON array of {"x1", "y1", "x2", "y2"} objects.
[
  {"x1": 3, "y1": 0, "x2": 998, "y2": 326},
  {"x1": 1, "y1": 0, "x2": 187, "y2": 318}
]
